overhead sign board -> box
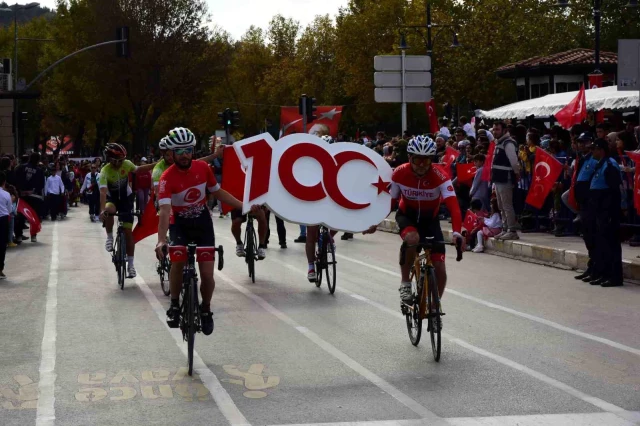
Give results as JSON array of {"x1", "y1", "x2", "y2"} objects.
[
  {"x1": 618, "y1": 39, "x2": 640, "y2": 91},
  {"x1": 374, "y1": 72, "x2": 431, "y2": 88},
  {"x1": 375, "y1": 88, "x2": 432, "y2": 103},
  {"x1": 374, "y1": 55, "x2": 431, "y2": 72}
]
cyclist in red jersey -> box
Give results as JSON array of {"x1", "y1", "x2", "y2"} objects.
[
  {"x1": 366, "y1": 136, "x2": 463, "y2": 304},
  {"x1": 155, "y1": 127, "x2": 259, "y2": 335}
]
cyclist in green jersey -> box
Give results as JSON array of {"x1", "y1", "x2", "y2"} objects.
[
  {"x1": 99, "y1": 143, "x2": 157, "y2": 278},
  {"x1": 153, "y1": 137, "x2": 174, "y2": 199}
]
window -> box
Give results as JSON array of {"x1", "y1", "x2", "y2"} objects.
[
  {"x1": 517, "y1": 85, "x2": 526, "y2": 101},
  {"x1": 556, "y1": 82, "x2": 568, "y2": 93},
  {"x1": 530, "y1": 83, "x2": 549, "y2": 99},
  {"x1": 568, "y1": 82, "x2": 581, "y2": 92}
]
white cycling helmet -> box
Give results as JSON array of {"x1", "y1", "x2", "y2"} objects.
[
  {"x1": 407, "y1": 135, "x2": 437, "y2": 156},
  {"x1": 165, "y1": 127, "x2": 196, "y2": 150},
  {"x1": 321, "y1": 135, "x2": 334, "y2": 144},
  {"x1": 158, "y1": 136, "x2": 169, "y2": 150}
]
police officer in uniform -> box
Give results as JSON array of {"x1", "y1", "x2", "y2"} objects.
[
  {"x1": 572, "y1": 133, "x2": 599, "y2": 282},
  {"x1": 588, "y1": 139, "x2": 623, "y2": 287}
]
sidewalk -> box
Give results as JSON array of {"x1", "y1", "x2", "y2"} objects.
[{"x1": 377, "y1": 216, "x2": 640, "y2": 281}]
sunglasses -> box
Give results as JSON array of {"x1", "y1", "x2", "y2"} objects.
[
  {"x1": 411, "y1": 156, "x2": 433, "y2": 165},
  {"x1": 174, "y1": 148, "x2": 193, "y2": 156}
]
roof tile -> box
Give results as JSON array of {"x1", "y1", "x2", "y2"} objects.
[{"x1": 496, "y1": 48, "x2": 617, "y2": 72}]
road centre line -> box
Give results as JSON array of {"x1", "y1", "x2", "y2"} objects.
[
  {"x1": 134, "y1": 274, "x2": 250, "y2": 426},
  {"x1": 263, "y1": 254, "x2": 640, "y2": 424},
  {"x1": 36, "y1": 222, "x2": 58, "y2": 426},
  {"x1": 216, "y1": 269, "x2": 447, "y2": 424},
  {"x1": 333, "y1": 252, "x2": 640, "y2": 358}
]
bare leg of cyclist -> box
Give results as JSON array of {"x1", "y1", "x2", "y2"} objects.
[
  {"x1": 256, "y1": 210, "x2": 268, "y2": 259},
  {"x1": 305, "y1": 226, "x2": 319, "y2": 281},
  {"x1": 103, "y1": 204, "x2": 116, "y2": 252},
  {"x1": 124, "y1": 226, "x2": 136, "y2": 277},
  {"x1": 399, "y1": 232, "x2": 419, "y2": 303},
  {"x1": 166, "y1": 261, "x2": 184, "y2": 329},
  {"x1": 231, "y1": 219, "x2": 244, "y2": 257},
  {"x1": 198, "y1": 261, "x2": 215, "y2": 335}
]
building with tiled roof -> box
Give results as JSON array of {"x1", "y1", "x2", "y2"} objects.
[{"x1": 496, "y1": 48, "x2": 617, "y2": 101}]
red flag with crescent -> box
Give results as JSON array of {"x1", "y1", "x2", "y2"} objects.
[
  {"x1": 456, "y1": 163, "x2": 477, "y2": 185},
  {"x1": 463, "y1": 209, "x2": 478, "y2": 232},
  {"x1": 220, "y1": 146, "x2": 246, "y2": 215},
  {"x1": 440, "y1": 146, "x2": 459, "y2": 178},
  {"x1": 481, "y1": 141, "x2": 496, "y2": 182},
  {"x1": 626, "y1": 151, "x2": 640, "y2": 211},
  {"x1": 425, "y1": 99, "x2": 438, "y2": 133},
  {"x1": 280, "y1": 106, "x2": 343, "y2": 138},
  {"x1": 17, "y1": 199, "x2": 41, "y2": 236},
  {"x1": 525, "y1": 148, "x2": 563, "y2": 209},
  {"x1": 554, "y1": 84, "x2": 587, "y2": 130},
  {"x1": 132, "y1": 197, "x2": 159, "y2": 244}
]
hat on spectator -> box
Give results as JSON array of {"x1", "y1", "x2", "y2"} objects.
[
  {"x1": 576, "y1": 132, "x2": 594, "y2": 143},
  {"x1": 593, "y1": 138, "x2": 609, "y2": 151},
  {"x1": 540, "y1": 138, "x2": 550, "y2": 149},
  {"x1": 458, "y1": 140, "x2": 470, "y2": 148},
  {"x1": 140, "y1": 157, "x2": 148, "y2": 163}
]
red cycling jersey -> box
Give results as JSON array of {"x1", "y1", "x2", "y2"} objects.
[
  {"x1": 158, "y1": 160, "x2": 220, "y2": 220},
  {"x1": 390, "y1": 162, "x2": 462, "y2": 233}
]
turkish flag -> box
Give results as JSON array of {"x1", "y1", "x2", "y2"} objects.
[
  {"x1": 481, "y1": 141, "x2": 496, "y2": 182},
  {"x1": 463, "y1": 209, "x2": 478, "y2": 232},
  {"x1": 626, "y1": 151, "x2": 640, "y2": 211},
  {"x1": 440, "y1": 146, "x2": 459, "y2": 177},
  {"x1": 17, "y1": 199, "x2": 41, "y2": 236},
  {"x1": 525, "y1": 149, "x2": 563, "y2": 209},
  {"x1": 280, "y1": 106, "x2": 343, "y2": 138},
  {"x1": 425, "y1": 99, "x2": 438, "y2": 134},
  {"x1": 132, "y1": 197, "x2": 159, "y2": 244},
  {"x1": 220, "y1": 146, "x2": 245, "y2": 215},
  {"x1": 456, "y1": 163, "x2": 477, "y2": 185},
  {"x1": 588, "y1": 73, "x2": 605, "y2": 124},
  {"x1": 554, "y1": 84, "x2": 587, "y2": 130}
]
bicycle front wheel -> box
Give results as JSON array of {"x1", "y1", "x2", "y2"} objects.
[
  {"x1": 406, "y1": 272, "x2": 423, "y2": 346},
  {"x1": 186, "y1": 277, "x2": 198, "y2": 376},
  {"x1": 159, "y1": 257, "x2": 170, "y2": 296},
  {"x1": 315, "y1": 244, "x2": 324, "y2": 288},
  {"x1": 326, "y1": 241, "x2": 337, "y2": 294},
  {"x1": 426, "y1": 267, "x2": 441, "y2": 362},
  {"x1": 118, "y1": 232, "x2": 127, "y2": 290},
  {"x1": 245, "y1": 226, "x2": 256, "y2": 283}
]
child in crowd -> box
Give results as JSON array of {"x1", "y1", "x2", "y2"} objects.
[
  {"x1": 472, "y1": 199, "x2": 503, "y2": 253},
  {"x1": 464, "y1": 199, "x2": 488, "y2": 250},
  {"x1": 470, "y1": 154, "x2": 490, "y2": 211}
]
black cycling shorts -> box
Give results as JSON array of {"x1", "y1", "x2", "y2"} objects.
[
  {"x1": 106, "y1": 195, "x2": 134, "y2": 225},
  {"x1": 395, "y1": 209, "x2": 446, "y2": 261},
  {"x1": 170, "y1": 214, "x2": 216, "y2": 248}
]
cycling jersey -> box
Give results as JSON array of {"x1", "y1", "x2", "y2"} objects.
[
  {"x1": 390, "y1": 162, "x2": 462, "y2": 233},
  {"x1": 152, "y1": 159, "x2": 170, "y2": 187},
  {"x1": 99, "y1": 160, "x2": 136, "y2": 199},
  {"x1": 158, "y1": 160, "x2": 220, "y2": 220}
]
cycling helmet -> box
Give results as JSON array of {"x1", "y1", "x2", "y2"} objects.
[
  {"x1": 407, "y1": 135, "x2": 437, "y2": 156},
  {"x1": 104, "y1": 143, "x2": 127, "y2": 160},
  {"x1": 321, "y1": 135, "x2": 334, "y2": 144},
  {"x1": 165, "y1": 127, "x2": 196, "y2": 150},
  {"x1": 158, "y1": 136, "x2": 169, "y2": 150}
]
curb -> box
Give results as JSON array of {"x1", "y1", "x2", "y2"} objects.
[{"x1": 378, "y1": 219, "x2": 640, "y2": 281}]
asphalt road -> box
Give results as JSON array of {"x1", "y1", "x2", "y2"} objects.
[{"x1": 1, "y1": 207, "x2": 640, "y2": 426}]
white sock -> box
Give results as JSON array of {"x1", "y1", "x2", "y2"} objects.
[
  {"x1": 476, "y1": 233, "x2": 484, "y2": 248},
  {"x1": 127, "y1": 256, "x2": 134, "y2": 268}
]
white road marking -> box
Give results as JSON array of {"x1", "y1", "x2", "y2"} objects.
[
  {"x1": 134, "y1": 274, "x2": 250, "y2": 426},
  {"x1": 266, "y1": 411, "x2": 640, "y2": 426},
  {"x1": 36, "y1": 222, "x2": 58, "y2": 426},
  {"x1": 334, "y1": 253, "x2": 640, "y2": 358},
  {"x1": 216, "y1": 270, "x2": 447, "y2": 424},
  {"x1": 264, "y1": 255, "x2": 640, "y2": 424}
]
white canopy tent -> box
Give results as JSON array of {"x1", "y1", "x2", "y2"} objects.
[{"x1": 476, "y1": 86, "x2": 639, "y2": 120}]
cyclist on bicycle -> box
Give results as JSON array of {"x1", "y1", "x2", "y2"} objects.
[
  {"x1": 152, "y1": 137, "x2": 174, "y2": 199},
  {"x1": 99, "y1": 143, "x2": 157, "y2": 278},
  {"x1": 231, "y1": 208, "x2": 268, "y2": 260},
  {"x1": 305, "y1": 225, "x2": 338, "y2": 282},
  {"x1": 155, "y1": 127, "x2": 256, "y2": 335},
  {"x1": 365, "y1": 136, "x2": 463, "y2": 303}
]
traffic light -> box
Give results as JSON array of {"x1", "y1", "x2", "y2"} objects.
[
  {"x1": 305, "y1": 97, "x2": 317, "y2": 123},
  {"x1": 231, "y1": 110, "x2": 240, "y2": 129},
  {"x1": 116, "y1": 26, "x2": 130, "y2": 58},
  {"x1": 298, "y1": 94, "x2": 306, "y2": 116},
  {"x1": 218, "y1": 110, "x2": 226, "y2": 129}
]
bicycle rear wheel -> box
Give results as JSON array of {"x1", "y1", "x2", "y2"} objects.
[
  {"x1": 315, "y1": 240, "x2": 325, "y2": 288},
  {"x1": 406, "y1": 272, "x2": 423, "y2": 346},
  {"x1": 426, "y1": 267, "x2": 441, "y2": 361},
  {"x1": 326, "y1": 240, "x2": 337, "y2": 294},
  {"x1": 118, "y1": 232, "x2": 126, "y2": 290},
  {"x1": 158, "y1": 257, "x2": 170, "y2": 296},
  {"x1": 245, "y1": 226, "x2": 256, "y2": 283}
]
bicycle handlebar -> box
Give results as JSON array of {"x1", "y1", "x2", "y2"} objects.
[{"x1": 454, "y1": 238, "x2": 463, "y2": 262}]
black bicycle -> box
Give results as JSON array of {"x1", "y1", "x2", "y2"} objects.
[
  {"x1": 315, "y1": 226, "x2": 337, "y2": 294},
  {"x1": 399, "y1": 238, "x2": 462, "y2": 361},
  {"x1": 244, "y1": 214, "x2": 258, "y2": 283},
  {"x1": 157, "y1": 245, "x2": 172, "y2": 296},
  {"x1": 170, "y1": 244, "x2": 224, "y2": 376},
  {"x1": 106, "y1": 211, "x2": 140, "y2": 290}
]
